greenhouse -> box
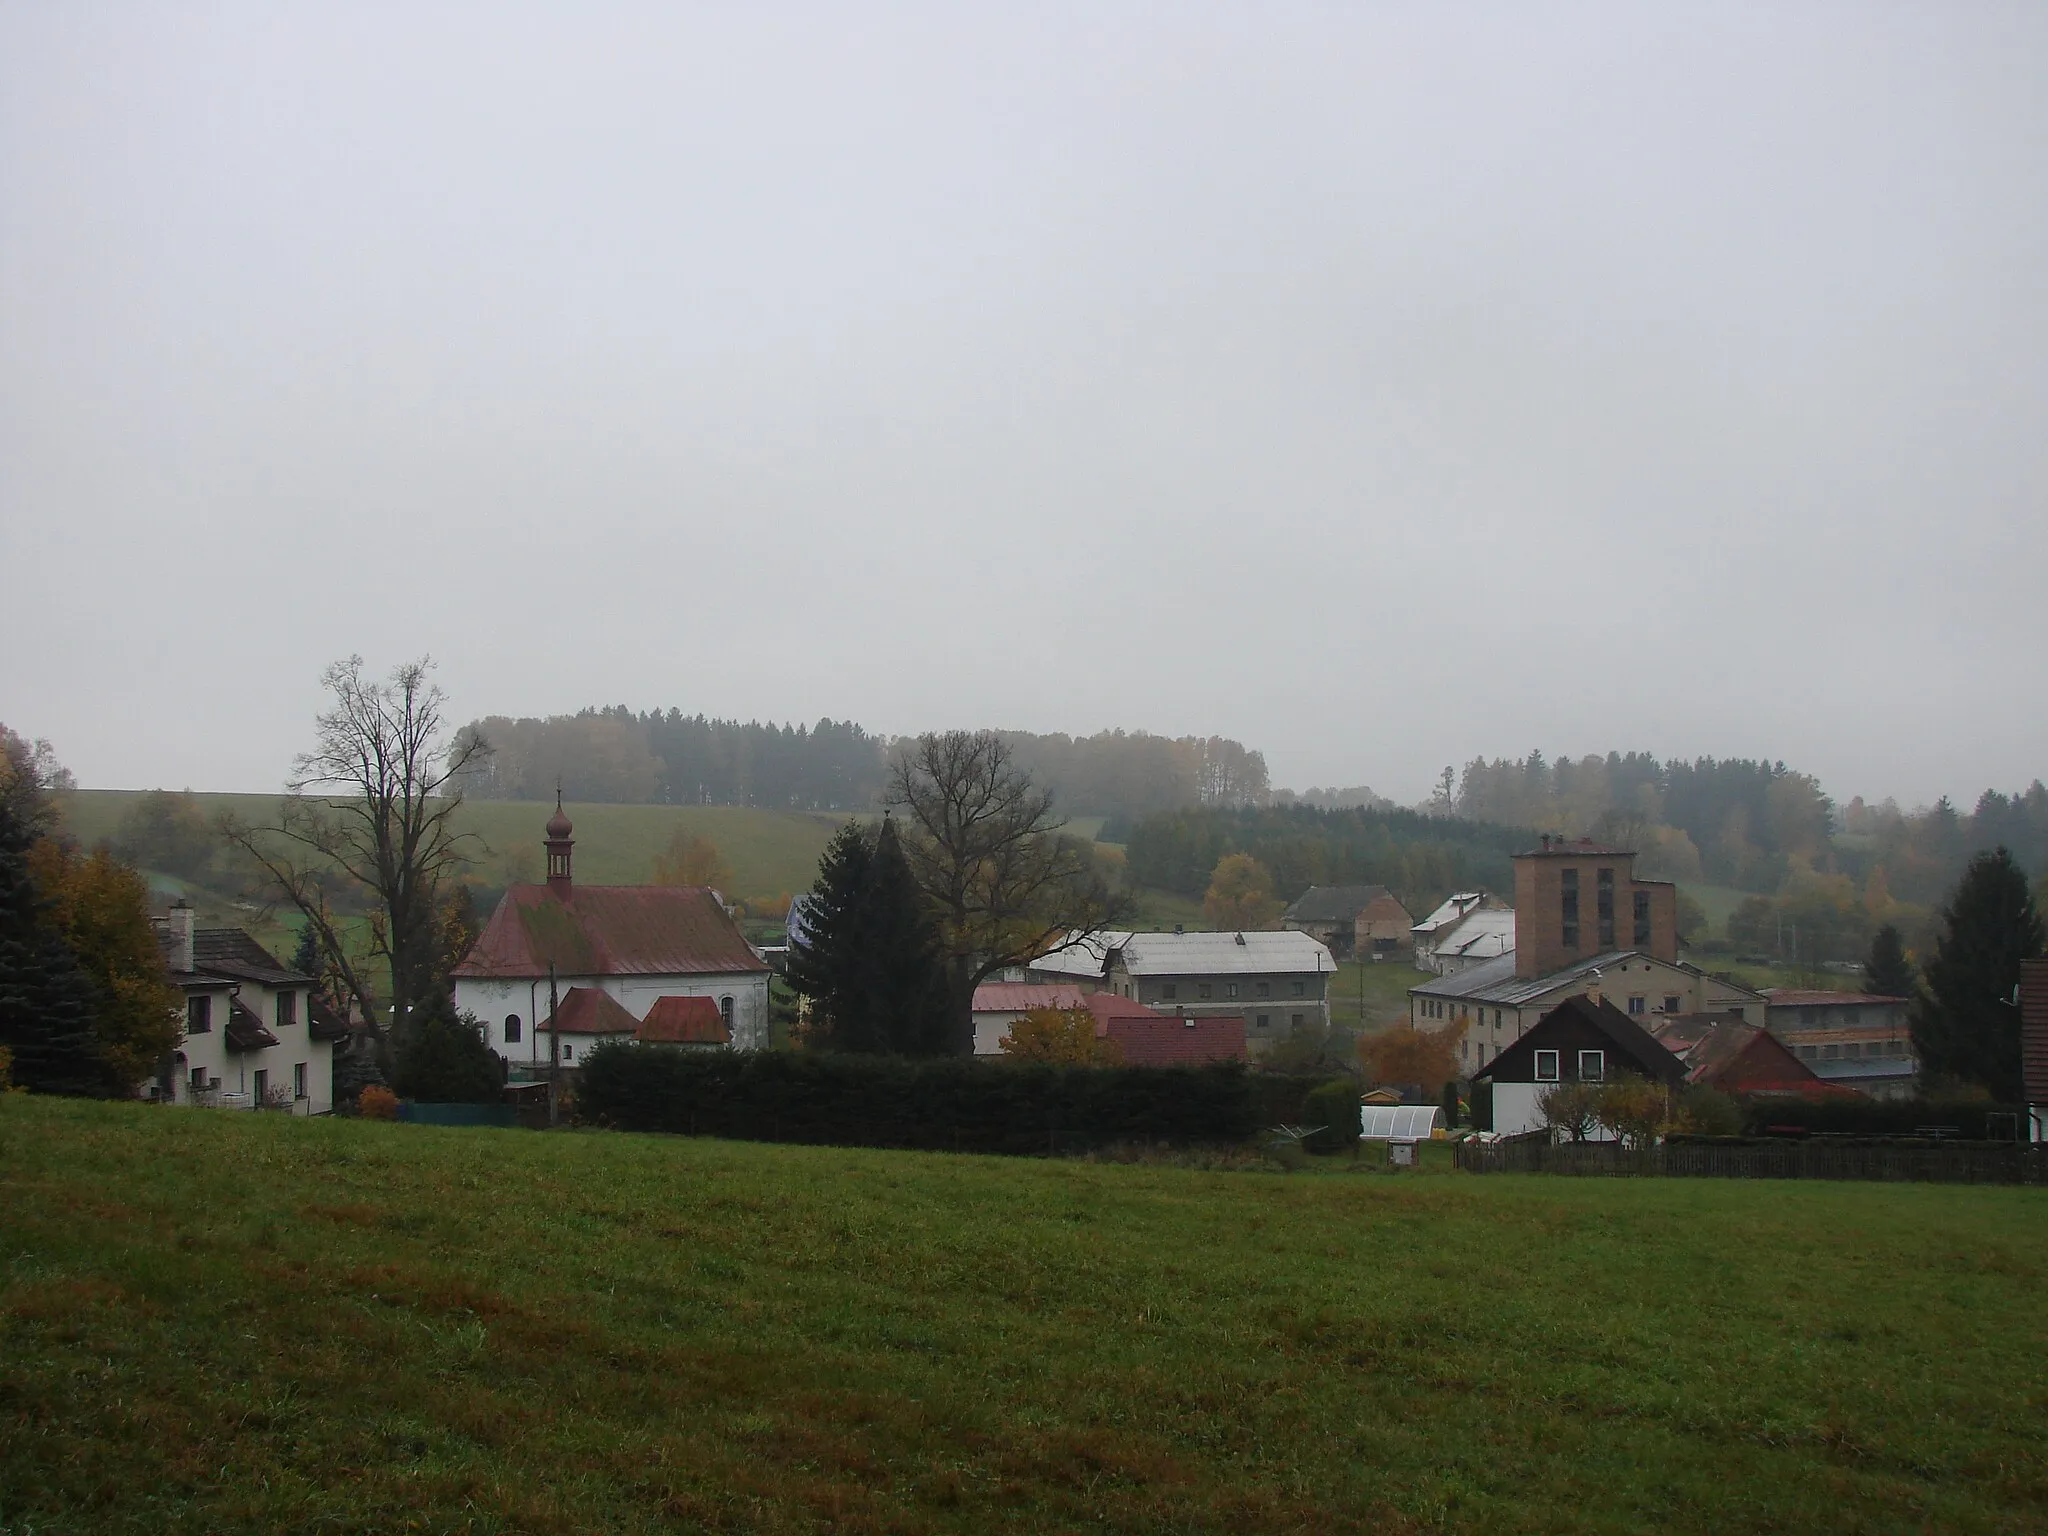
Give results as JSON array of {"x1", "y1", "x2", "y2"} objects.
[{"x1": 1358, "y1": 1104, "x2": 1439, "y2": 1141}]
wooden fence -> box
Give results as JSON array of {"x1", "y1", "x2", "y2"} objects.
[{"x1": 1453, "y1": 1137, "x2": 2048, "y2": 1185}]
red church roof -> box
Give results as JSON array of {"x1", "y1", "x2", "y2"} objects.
[
  {"x1": 455, "y1": 885, "x2": 769, "y2": 980},
  {"x1": 549, "y1": 986, "x2": 642, "y2": 1036},
  {"x1": 638, "y1": 995, "x2": 729, "y2": 1045}
]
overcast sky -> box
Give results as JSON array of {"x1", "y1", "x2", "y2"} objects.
[{"x1": 3, "y1": 3, "x2": 2044, "y2": 808}]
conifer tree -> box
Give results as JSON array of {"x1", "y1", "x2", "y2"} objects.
[
  {"x1": 786, "y1": 819, "x2": 949, "y2": 1054},
  {"x1": 1911, "y1": 848, "x2": 2043, "y2": 1101},
  {"x1": 0, "y1": 755, "x2": 111, "y2": 1096},
  {"x1": 1864, "y1": 923, "x2": 1916, "y2": 1000}
]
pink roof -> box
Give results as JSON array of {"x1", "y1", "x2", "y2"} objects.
[
  {"x1": 549, "y1": 986, "x2": 641, "y2": 1036},
  {"x1": 456, "y1": 884, "x2": 769, "y2": 980},
  {"x1": 1764, "y1": 990, "x2": 1910, "y2": 1007},
  {"x1": 638, "y1": 995, "x2": 729, "y2": 1045},
  {"x1": 972, "y1": 982, "x2": 1087, "y2": 1013}
]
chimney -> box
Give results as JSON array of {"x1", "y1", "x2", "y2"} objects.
[
  {"x1": 1173, "y1": 923, "x2": 1184, "y2": 935},
  {"x1": 1541, "y1": 834, "x2": 1551, "y2": 851},
  {"x1": 165, "y1": 900, "x2": 195, "y2": 973}
]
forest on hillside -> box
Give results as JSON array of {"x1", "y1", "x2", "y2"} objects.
[{"x1": 451, "y1": 708, "x2": 1273, "y2": 823}]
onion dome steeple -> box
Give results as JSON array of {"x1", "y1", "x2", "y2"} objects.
[{"x1": 544, "y1": 787, "x2": 574, "y2": 897}]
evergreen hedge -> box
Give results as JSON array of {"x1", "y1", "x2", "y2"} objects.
[
  {"x1": 1739, "y1": 1096, "x2": 2025, "y2": 1140},
  {"x1": 576, "y1": 1045, "x2": 1262, "y2": 1155}
]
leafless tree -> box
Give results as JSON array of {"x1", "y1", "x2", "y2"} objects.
[
  {"x1": 888, "y1": 730, "x2": 1128, "y2": 1054},
  {"x1": 222, "y1": 657, "x2": 488, "y2": 1040}
]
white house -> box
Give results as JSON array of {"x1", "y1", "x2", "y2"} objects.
[
  {"x1": 451, "y1": 801, "x2": 772, "y2": 1069},
  {"x1": 1425, "y1": 907, "x2": 1516, "y2": 976},
  {"x1": 152, "y1": 902, "x2": 340, "y2": 1113},
  {"x1": 1411, "y1": 892, "x2": 1507, "y2": 973}
]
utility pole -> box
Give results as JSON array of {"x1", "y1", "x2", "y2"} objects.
[{"x1": 547, "y1": 961, "x2": 561, "y2": 1128}]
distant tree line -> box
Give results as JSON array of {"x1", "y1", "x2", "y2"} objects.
[
  {"x1": 451, "y1": 707, "x2": 1271, "y2": 822},
  {"x1": 1126, "y1": 803, "x2": 1534, "y2": 915}
]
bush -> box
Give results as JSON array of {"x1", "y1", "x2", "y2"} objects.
[
  {"x1": 392, "y1": 1001, "x2": 504, "y2": 1105},
  {"x1": 357, "y1": 1085, "x2": 399, "y2": 1121},
  {"x1": 1301, "y1": 1077, "x2": 1361, "y2": 1153},
  {"x1": 575, "y1": 1046, "x2": 1260, "y2": 1155}
]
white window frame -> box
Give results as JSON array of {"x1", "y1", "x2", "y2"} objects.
[
  {"x1": 1534, "y1": 1049, "x2": 1560, "y2": 1082},
  {"x1": 1579, "y1": 1049, "x2": 1605, "y2": 1082}
]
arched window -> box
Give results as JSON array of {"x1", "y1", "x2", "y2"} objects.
[
  {"x1": 719, "y1": 995, "x2": 735, "y2": 1033},
  {"x1": 504, "y1": 1014, "x2": 522, "y2": 1044}
]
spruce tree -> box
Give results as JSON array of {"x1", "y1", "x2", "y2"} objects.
[
  {"x1": 1864, "y1": 923, "x2": 1916, "y2": 1000},
  {"x1": 1911, "y1": 848, "x2": 2043, "y2": 1101},
  {"x1": 786, "y1": 819, "x2": 949, "y2": 1055},
  {"x1": 0, "y1": 781, "x2": 112, "y2": 1096},
  {"x1": 391, "y1": 993, "x2": 504, "y2": 1104}
]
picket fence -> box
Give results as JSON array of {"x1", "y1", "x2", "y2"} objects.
[{"x1": 1453, "y1": 1137, "x2": 2048, "y2": 1185}]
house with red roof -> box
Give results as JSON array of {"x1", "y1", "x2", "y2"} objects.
[
  {"x1": 452, "y1": 800, "x2": 770, "y2": 1069},
  {"x1": 1650, "y1": 1014, "x2": 1857, "y2": 1100},
  {"x1": 969, "y1": 981, "x2": 1246, "y2": 1066}
]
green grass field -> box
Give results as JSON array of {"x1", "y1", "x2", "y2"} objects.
[
  {"x1": 1327, "y1": 958, "x2": 1425, "y2": 1029},
  {"x1": 5, "y1": 1097, "x2": 2043, "y2": 1534}
]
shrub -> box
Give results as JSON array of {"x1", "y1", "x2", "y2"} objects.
[
  {"x1": 358, "y1": 1085, "x2": 399, "y2": 1121},
  {"x1": 1590, "y1": 1078, "x2": 1666, "y2": 1149},
  {"x1": 1536, "y1": 1081, "x2": 1599, "y2": 1141},
  {"x1": 575, "y1": 1045, "x2": 1260, "y2": 1155},
  {"x1": 392, "y1": 1000, "x2": 504, "y2": 1105},
  {"x1": 1737, "y1": 1095, "x2": 2025, "y2": 1140},
  {"x1": 1302, "y1": 1077, "x2": 1361, "y2": 1153},
  {"x1": 1673, "y1": 1085, "x2": 1743, "y2": 1137}
]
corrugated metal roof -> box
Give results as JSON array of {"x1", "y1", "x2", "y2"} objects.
[
  {"x1": 1413, "y1": 893, "x2": 1494, "y2": 935},
  {"x1": 1028, "y1": 932, "x2": 1129, "y2": 980},
  {"x1": 1764, "y1": 989, "x2": 1912, "y2": 1007},
  {"x1": 1436, "y1": 909, "x2": 1516, "y2": 959},
  {"x1": 638, "y1": 995, "x2": 729, "y2": 1045},
  {"x1": 456, "y1": 884, "x2": 769, "y2": 980},
  {"x1": 1113, "y1": 930, "x2": 1334, "y2": 977},
  {"x1": 2020, "y1": 959, "x2": 2048, "y2": 1104},
  {"x1": 971, "y1": 982, "x2": 1087, "y2": 1014},
  {"x1": 1417, "y1": 951, "x2": 1764, "y2": 1008},
  {"x1": 547, "y1": 986, "x2": 641, "y2": 1036}
]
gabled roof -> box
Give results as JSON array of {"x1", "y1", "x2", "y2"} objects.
[
  {"x1": 1413, "y1": 892, "x2": 1498, "y2": 936},
  {"x1": 1283, "y1": 885, "x2": 1391, "y2": 924},
  {"x1": 1111, "y1": 930, "x2": 1335, "y2": 977},
  {"x1": 1101, "y1": 1010, "x2": 1246, "y2": 1067},
  {"x1": 548, "y1": 986, "x2": 642, "y2": 1036},
  {"x1": 972, "y1": 982, "x2": 1088, "y2": 1015},
  {"x1": 157, "y1": 926, "x2": 310, "y2": 988},
  {"x1": 637, "y1": 994, "x2": 729, "y2": 1045},
  {"x1": 1434, "y1": 908, "x2": 1516, "y2": 961},
  {"x1": 1471, "y1": 995, "x2": 1687, "y2": 1086},
  {"x1": 1028, "y1": 931, "x2": 1131, "y2": 981},
  {"x1": 456, "y1": 885, "x2": 769, "y2": 980},
  {"x1": 1084, "y1": 991, "x2": 1166, "y2": 1026},
  {"x1": 1654, "y1": 1017, "x2": 1852, "y2": 1096},
  {"x1": 1415, "y1": 951, "x2": 1764, "y2": 1008}
]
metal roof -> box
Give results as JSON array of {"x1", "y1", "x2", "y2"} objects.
[
  {"x1": 547, "y1": 986, "x2": 642, "y2": 1036},
  {"x1": 456, "y1": 884, "x2": 769, "y2": 980},
  {"x1": 1113, "y1": 930, "x2": 1334, "y2": 977},
  {"x1": 1028, "y1": 931, "x2": 1130, "y2": 980},
  {"x1": 971, "y1": 982, "x2": 1088, "y2": 1015},
  {"x1": 1413, "y1": 892, "x2": 1496, "y2": 935},
  {"x1": 1434, "y1": 908, "x2": 1516, "y2": 960},
  {"x1": 1763, "y1": 990, "x2": 1912, "y2": 1007},
  {"x1": 1415, "y1": 950, "x2": 1764, "y2": 1008}
]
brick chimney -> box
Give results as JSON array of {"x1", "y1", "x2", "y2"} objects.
[{"x1": 164, "y1": 900, "x2": 195, "y2": 973}]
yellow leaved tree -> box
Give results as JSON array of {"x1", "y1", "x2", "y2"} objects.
[{"x1": 999, "y1": 1006, "x2": 1123, "y2": 1066}]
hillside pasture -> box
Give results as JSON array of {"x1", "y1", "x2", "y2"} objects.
[{"x1": 2, "y1": 1097, "x2": 2043, "y2": 1534}]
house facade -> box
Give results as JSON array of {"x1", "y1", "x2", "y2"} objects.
[
  {"x1": 1472, "y1": 993, "x2": 1687, "y2": 1138},
  {"x1": 451, "y1": 803, "x2": 772, "y2": 1067},
  {"x1": 1412, "y1": 951, "x2": 1763, "y2": 1074},
  {"x1": 970, "y1": 982, "x2": 1088, "y2": 1055},
  {"x1": 1100, "y1": 930, "x2": 1334, "y2": 1057},
  {"x1": 1760, "y1": 989, "x2": 1917, "y2": 1098},
  {"x1": 2022, "y1": 958, "x2": 2048, "y2": 1143},
  {"x1": 152, "y1": 902, "x2": 341, "y2": 1113},
  {"x1": 1282, "y1": 885, "x2": 1413, "y2": 960}
]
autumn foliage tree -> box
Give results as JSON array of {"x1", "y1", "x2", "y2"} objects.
[
  {"x1": 26, "y1": 841, "x2": 181, "y2": 1090},
  {"x1": 1357, "y1": 1018, "x2": 1466, "y2": 1089},
  {"x1": 652, "y1": 831, "x2": 732, "y2": 891},
  {"x1": 998, "y1": 1006, "x2": 1122, "y2": 1065},
  {"x1": 1202, "y1": 853, "x2": 1280, "y2": 931}
]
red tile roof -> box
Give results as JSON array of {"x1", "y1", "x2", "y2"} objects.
[
  {"x1": 638, "y1": 994, "x2": 729, "y2": 1045},
  {"x1": 548, "y1": 986, "x2": 642, "y2": 1036},
  {"x1": 972, "y1": 982, "x2": 1088, "y2": 1014},
  {"x1": 1674, "y1": 1020, "x2": 1857, "y2": 1097},
  {"x1": 455, "y1": 885, "x2": 769, "y2": 980},
  {"x1": 1103, "y1": 1009, "x2": 1247, "y2": 1067},
  {"x1": 1083, "y1": 992, "x2": 1166, "y2": 1027}
]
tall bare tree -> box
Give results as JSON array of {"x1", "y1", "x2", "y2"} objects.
[
  {"x1": 888, "y1": 731, "x2": 1127, "y2": 1055},
  {"x1": 223, "y1": 657, "x2": 488, "y2": 1040}
]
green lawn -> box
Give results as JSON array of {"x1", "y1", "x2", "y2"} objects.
[
  {"x1": 55, "y1": 791, "x2": 849, "y2": 902},
  {"x1": 5, "y1": 1098, "x2": 2043, "y2": 1534},
  {"x1": 1327, "y1": 958, "x2": 1425, "y2": 1029}
]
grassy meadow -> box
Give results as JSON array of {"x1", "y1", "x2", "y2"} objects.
[{"x1": 4, "y1": 1097, "x2": 2044, "y2": 1535}]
